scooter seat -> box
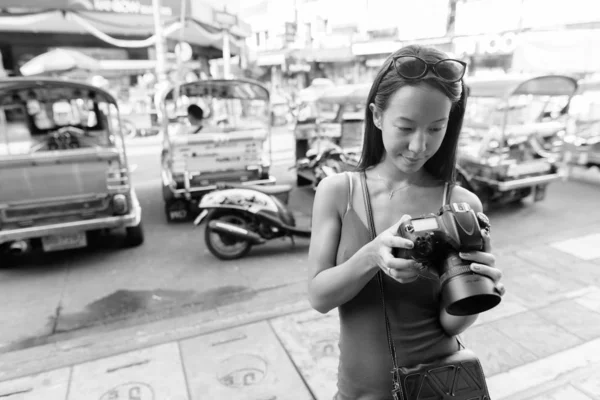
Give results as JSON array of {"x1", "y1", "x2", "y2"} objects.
[{"x1": 244, "y1": 184, "x2": 293, "y2": 195}]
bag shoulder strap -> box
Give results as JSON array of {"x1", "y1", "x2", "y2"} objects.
[
  {"x1": 442, "y1": 181, "x2": 454, "y2": 207},
  {"x1": 359, "y1": 171, "x2": 400, "y2": 373}
]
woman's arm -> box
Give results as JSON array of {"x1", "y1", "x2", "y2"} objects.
[{"x1": 307, "y1": 174, "x2": 379, "y2": 314}]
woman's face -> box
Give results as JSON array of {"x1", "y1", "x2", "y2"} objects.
[{"x1": 371, "y1": 84, "x2": 452, "y2": 174}]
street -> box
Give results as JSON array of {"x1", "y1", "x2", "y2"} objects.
[
  {"x1": 1, "y1": 126, "x2": 599, "y2": 353},
  {"x1": 0, "y1": 126, "x2": 600, "y2": 399}
]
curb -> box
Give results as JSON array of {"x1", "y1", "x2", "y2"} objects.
[{"x1": 0, "y1": 285, "x2": 312, "y2": 382}]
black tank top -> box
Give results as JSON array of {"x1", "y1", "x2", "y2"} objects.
[{"x1": 334, "y1": 172, "x2": 459, "y2": 400}]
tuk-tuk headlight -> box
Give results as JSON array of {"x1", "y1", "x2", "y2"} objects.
[{"x1": 112, "y1": 194, "x2": 129, "y2": 215}]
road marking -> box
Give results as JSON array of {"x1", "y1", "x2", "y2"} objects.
[
  {"x1": 0, "y1": 368, "x2": 70, "y2": 400},
  {"x1": 270, "y1": 309, "x2": 340, "y2": 400},
  {"x1": 179, "y1": 320, "x2": 312, "y2": 400},
  {"x1": 550, "y1": 233, "x2": 600, "y2": 260},
  {"x1": 68, "y1": 342, "x2": 189, "y2": 399},
  {"x1": 487, "y1": 337, "x2": 600, "y2": 399}
]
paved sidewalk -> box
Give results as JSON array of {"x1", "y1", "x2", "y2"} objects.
[{"x1": 1, "y1": 233, "x2": 600, "y2": 399}]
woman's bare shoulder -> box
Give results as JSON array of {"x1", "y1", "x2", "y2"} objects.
[
  {"x1": 314, "y1": 173, "x2": 351, "y2": 214},
  {"x1": 450, "y1": 184, "x2": 484, "y2": 213}
]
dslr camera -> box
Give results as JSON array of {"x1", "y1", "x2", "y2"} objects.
[{"x1": 393, "y1": 202, "x2": 501, "y2": 316}]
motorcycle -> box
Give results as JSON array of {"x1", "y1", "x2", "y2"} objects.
[
  {"x1": 193, "y1": 182, "x2": 311, "y2": 260},
  {"x1": 296, "y1": 141, "x2": 359, "y2": 189}
]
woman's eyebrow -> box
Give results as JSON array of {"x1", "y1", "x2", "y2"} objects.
[{"x1": 394, "y1": 117, "x2": 448, "y2": 123}]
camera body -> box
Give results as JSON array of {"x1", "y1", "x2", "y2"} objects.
[
  {"x1": 393, "y1": 202, "x2": 489, "y2": 264},
  {"x1": 393, "y1": 202, "x2": 500, "y2": 316}
]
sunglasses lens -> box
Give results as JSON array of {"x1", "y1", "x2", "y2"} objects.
[
  {"x1": 436, "y1": 60, "x2": 465, "y2": 81},
  {"x1": 394, "y1": 56, "x2": 427, "y2": 79}
]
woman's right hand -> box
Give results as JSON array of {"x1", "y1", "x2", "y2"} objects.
[{"x1": 368, "y1": 215, "x2": 424, "y2": 283}]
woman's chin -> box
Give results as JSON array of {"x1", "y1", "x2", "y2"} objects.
[{"x1": 393, "y1": 157, "x2": 425, "y2": 174}]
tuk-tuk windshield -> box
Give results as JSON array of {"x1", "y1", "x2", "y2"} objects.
[
  {"x1": 165, "y1": 81, "x2": 270, "y2": 134},
  {"x1": 0, "y1": 84, "x2": 120, "y2": 156}
]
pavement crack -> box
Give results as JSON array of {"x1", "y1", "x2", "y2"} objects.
[{"x1": 0, "y1": 389, "x2": 33, "y2": 398}]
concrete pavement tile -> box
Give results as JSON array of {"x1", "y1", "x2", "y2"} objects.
[
  {"x1": 487, "y1": 338, "x2": 600, "y2": 399},
  {"x1": 551, "y1": 233, "x2": 600, "y2": 261},
  {"x1": 68, "y1": 342, "x2": 188, "y2": 400},
  {"x1": 515, "y1": 246, "x2": 600, "y2": 286},
  {"x1": 573, "y1": 362, "x2": 600, "y2": 398},
  {"x1": 270, "y1": 309, "x2": 340, "y2": 400},
  {"x1": 537, "y1": 299, "x2": 600, "y2": 341},
  {"x1": 0, "y1": 368, "x2": 70, "y2": 400},
  {"x1": 458, "y1": 324, "x2": 537, "y2": 376},
  {"x1": 525, "y1": 385, "x2": 594, "y2": 400},
  {"x1": 472, "y1": 292, "x2": 528, "y2": 327},
  {"x1": 179, "y1": 321, "x2": 313, "y2": 400},
  {"x1": 488, "y1": 311, "x2": 582, "y2": 358},
  {"x1": 575, "y1": 287, "x2": 600, "y2": 312},
  {"x1": 500, "y1": 263, "x2": 586, "y2": 308}
]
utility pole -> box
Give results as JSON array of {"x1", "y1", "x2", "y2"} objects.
[
  {"x1": 213, "y1": 8, "x2": 237, "y2": 79},
  {"x1": 152, "y1": 0, "x2": 168, "y2": 85}
]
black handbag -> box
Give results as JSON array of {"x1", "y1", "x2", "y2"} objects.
[{"x1": 359, "y1": 172, "x2": 491, "y2": 400}]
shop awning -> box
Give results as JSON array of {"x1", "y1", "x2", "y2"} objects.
[
  {"x1": 292, "y1": 46, "x2": 355, "y2": 63},
  {"x1": 0, "y1": 10, "x2": 243, "y2": 56}
]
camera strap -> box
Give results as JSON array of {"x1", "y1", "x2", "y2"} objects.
[{"x1": 360, "y1": 171, "x2": 403, "y2": 398}]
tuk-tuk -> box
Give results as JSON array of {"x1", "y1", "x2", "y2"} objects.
[
  {"x1": 293, "y1": 84, "x2": 367, "y2": 186},
  {"x1": 158, "y1": 79, "x2": 276, "y2": 222},
  {"x1": 458, "y1": 75, "x2": 578, "y2": 210},
  {"x1": 562, "y1": 78, "x2": 600, "y2": 168},
  {"x1": 0, "y1": 78, "x2": 144, "y2": 259}
]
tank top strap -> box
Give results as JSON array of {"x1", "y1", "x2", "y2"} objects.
[
  {"x1": 345, "y1": 171, "x2": 354, "y2": 214},
  {"x1": 442, "y1": 181, "x2": 454, "y2": 207}
]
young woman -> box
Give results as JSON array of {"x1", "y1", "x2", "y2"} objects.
[{"x1": 307, "y1": 45, "x2": 505, "y2": 400}]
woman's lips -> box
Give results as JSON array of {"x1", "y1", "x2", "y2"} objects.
[{"x1": 403, "y1": 155, "x2": 423, "y2": 163}]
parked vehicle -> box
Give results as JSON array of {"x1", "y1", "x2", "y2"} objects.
[
  {"x1": 0, "y1": 78, "x2": 144, "y2": 260},
  {"x1": 457, "y1": 75, "x2": 577, "y2": 210},
  {"x1": 562, "y1": 78, "x2": 600, "y2": 168},
  {"x1": 293, "y1": 84, "x2": 368, "y2": 186},
  {"x1": 295, "y1": 140, "x2": 359, "y2": 190},
  {"x1": 157, "y1": 78, "x2": 276, "y2": 223},
  {"x1": 193, "y1": 181, "x2": 310, "y2": 260}
]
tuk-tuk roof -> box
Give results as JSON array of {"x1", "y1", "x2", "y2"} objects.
[
  {"x1": 465, "y1": 75, "x2": 578, "y2": 99},
  {"x1": 0, "y1": 77, "x2": 117, "y2": 104},
  {"x1": 576, "y1": 79, "x2": 600, "y2": 94},
  {"x1": 162, "y1": 78, "x2": 270, "y2": 102},
  {"x1": 316, "y1": 84, "x2": 371, "y2": 105}
]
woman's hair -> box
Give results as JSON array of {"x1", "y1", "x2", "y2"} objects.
[{"x1": 357, "y1": 45, "x2": 467, "y2": 183}]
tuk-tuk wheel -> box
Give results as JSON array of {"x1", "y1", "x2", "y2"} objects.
[
  {"x1": 125, "y1": 222, "x2": 145, "y2": 247},
  {"x1": 204, "y1": 211, "x2": 252, "y2": 260}
]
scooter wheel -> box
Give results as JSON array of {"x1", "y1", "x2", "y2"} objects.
[{"x1": 204, "y1": 212, "x2": 252, "y2": 260}]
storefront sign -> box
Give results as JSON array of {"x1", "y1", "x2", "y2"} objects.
[
  {"x1": 2, "y1": 0, "x2": 188, "y2": 17},
  {"x1": 454, "y1": 33, "x2": 518, "y2": 56}
]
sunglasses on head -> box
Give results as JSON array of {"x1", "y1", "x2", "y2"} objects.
[{"x1": 390, "y1": 55, "x2": 467, "y2": 83}]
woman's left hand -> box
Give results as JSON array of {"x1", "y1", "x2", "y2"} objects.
[{"x1": 459, "y1": 229, "x2": 506, "y2": 297}]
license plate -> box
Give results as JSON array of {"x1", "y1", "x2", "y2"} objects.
[{"x1": 42, "y1": 233, "x2": 87, "y2": 252}]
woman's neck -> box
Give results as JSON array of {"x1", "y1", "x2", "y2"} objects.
[{"x1": 374, "y1": 157, "x2": 429, "y2": 185}]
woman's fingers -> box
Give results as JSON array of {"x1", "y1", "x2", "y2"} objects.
[
  {"x1": 470, "y1": 263, "x2": 503, "y2": 283},
  {"x1": 385, "y1": 214, "x2": 412, "y2": 235},
  {"x1": 381, "y1": 234, "x2": 414, "y2": 250},
  {"x1": 459, "y1": 250, "x2": 496, "y2": 267}
]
